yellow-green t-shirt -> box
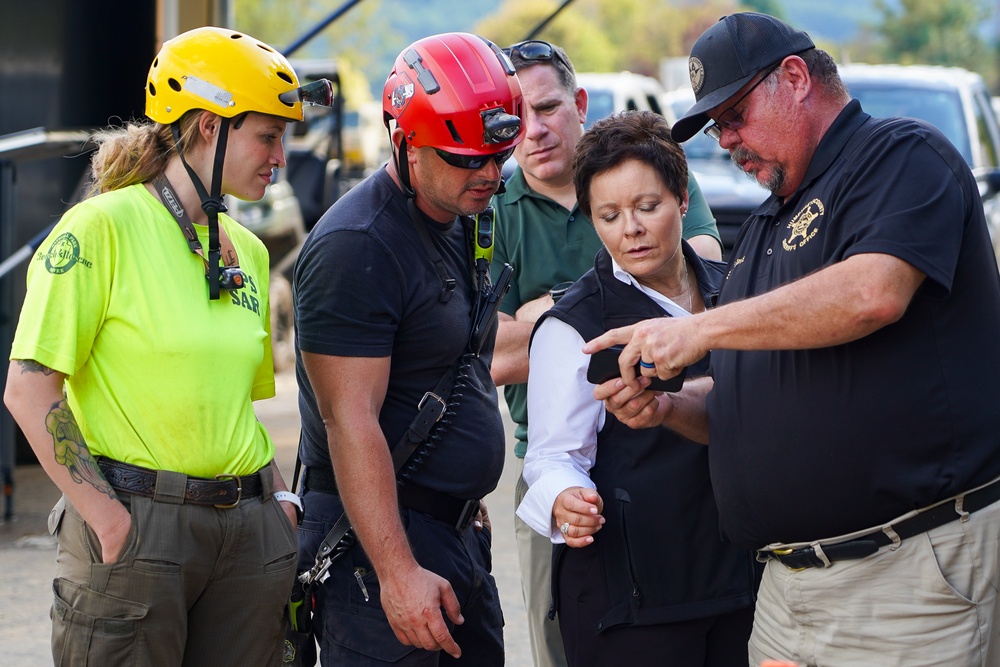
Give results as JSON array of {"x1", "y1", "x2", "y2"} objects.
[{"x1": 11, "y1": 184, "x2": 276, "y2": 477}]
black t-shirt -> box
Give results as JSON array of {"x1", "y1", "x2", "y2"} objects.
[
  {"x1": 293, "y1": 168, "x2": 505, "y2": 499},
  {"x1": 708, "y1": 101, "x2": 1000, "y2": 548}
]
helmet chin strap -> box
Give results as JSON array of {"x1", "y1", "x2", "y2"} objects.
[
  {"x1": 396, "y1": 136, "x2": 416, "y2": 199},
  {"x1": 171, "y1": 116, "x2": 232, "y2": 299}
]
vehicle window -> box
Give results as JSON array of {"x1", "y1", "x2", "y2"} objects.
[
  {"x1": 646, "y1": 95, "x2": 663, "y2": 116},
  {"x1": 848, "y1": 84, "x2": 971, "y2": 164},
  {"x1": 584, "y1": 89, "x2": 615, "y2": 129},
  {"x1": 668, "y1": 99, "x2": 729, "y2": 161},
  {"x1": 972, "y1": 91, "x2": 1000, "y2": 168},
  {"x1": 626, "y1": 97, "x2": 639, "y2": 112}
]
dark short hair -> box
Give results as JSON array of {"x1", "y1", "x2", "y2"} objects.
[{"x1": 574, "y1": 110, "x2": 688, "y2": 218}]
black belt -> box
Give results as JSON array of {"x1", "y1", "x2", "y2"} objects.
[
  {"x1": 305, "y1": 465, "x2": 479, "y2": 532},
  {"x1": 97, "y1": 457, "x2": 263, "y2": 507},
  {"x1": 762, "y1": 477, "x2": 1000, "y2": 571}
]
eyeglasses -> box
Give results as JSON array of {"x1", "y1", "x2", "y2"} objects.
[
  {"x1": 703, "y1": 64, "x2": 779, "y2": 142},
  {"x1": 434, "y1": 146, "x2": 515, "y2": 170},
  {"x1": 278, "y1": 79, "x2": 334, "y2": 107},
  {"x1": 502, "y1": 40, "x2": 573, "y2": 73}
]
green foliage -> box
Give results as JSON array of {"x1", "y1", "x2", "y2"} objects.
[
  {"x1": 573, "y1": 0, "x2": 686, "y2": 77},
  {"x1": 742, "y1": 0, "x2": 786, "y2": 20},
  {"x1": 233, "y1": 0, "x2": 1000, "y2": 97},
  {"x1": 875, "y1": 0, "x2": 991, "y2": 67},
  {"x1": 475, "y1": 0, "x2": 739, "y2": 76},
  {"x1": 871, "y1": 0, "x2": 996, "y2": 88},
  {"x1": 233, "y1": 0, "x2": 399, "y2": 109},
  {"x1": 474, "y1": 0, "x2": 618, "y2": 72}
]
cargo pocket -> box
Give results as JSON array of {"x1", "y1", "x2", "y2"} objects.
[{"x1": 51, "y1": 577, "x2": 148, "y2": 665}]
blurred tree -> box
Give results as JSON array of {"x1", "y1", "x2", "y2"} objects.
[
  {"x1": 571, "y1": 0, "x2": 687, "y2": 77},
  {"x1": 233, "y1": 0, "x2": 395, "y2": 108},
  {"x1": 474, "y1": 0, "x2": 618, "y2": 72},
  {"x1": 678, "y1": 0, "x2": 746, "y2": 54},
  {"x1": 742, "y1": 0, "x2": 786, "y2": 20},
  {"x1": 874, "y1": 0, "x2": 991, "y2": 68},
  {"x1": 476, "y1": 0, "x2": 750, "y2": 77}
]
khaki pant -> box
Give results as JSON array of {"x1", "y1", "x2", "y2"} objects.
[
  {"x1": 750, "y1": 497, "x2": 1000, "y2": 667},
  {"x1": 514, "y1": 457, "x2": 569, "y2": 667},
  {"x1": 49, "y1": 468, "x2": 297, "y2": 667}
]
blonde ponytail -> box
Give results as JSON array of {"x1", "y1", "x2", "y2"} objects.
[{"x1": 86, "y1": 111, "x2": 202, "y2": 197}]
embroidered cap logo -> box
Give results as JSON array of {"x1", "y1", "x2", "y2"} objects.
[{"x1": 689, "y1": 57, "x2": 705, "y2": 95}]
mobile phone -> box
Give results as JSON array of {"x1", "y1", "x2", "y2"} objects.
[{"x1": 586, "y1": 345, "x2": 686, "y2": 392}]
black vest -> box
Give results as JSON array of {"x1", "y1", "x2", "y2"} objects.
[{"x1": 538, "y1": 245, "x2": 758, "y2": 630}]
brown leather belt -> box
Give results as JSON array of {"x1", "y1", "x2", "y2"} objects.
[{"x1": 97, "y1": 457, "x2": 263, "y2": 507}]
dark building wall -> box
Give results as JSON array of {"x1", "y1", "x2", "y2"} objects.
[
  {"x1": 0, "y1": 0, "x2": 157, "y2": 463},
  {"x1": 1, "y1": 0, "x2": 156, "y2": 234}
]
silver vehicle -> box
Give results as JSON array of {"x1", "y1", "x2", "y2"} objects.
[
  {"x1": 839, "y1": 63, "x2": 1000, "y2": 267},
  {"x1": 576, "y1": 71, "x2": 668, "y2": 128}
]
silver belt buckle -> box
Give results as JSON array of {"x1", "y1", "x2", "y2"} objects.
[{"x1": 214, "y1": 473, "x2": 242, "y2": 508}]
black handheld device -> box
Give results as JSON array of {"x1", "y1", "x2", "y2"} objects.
[
  {"x1": 469, "y1": 262, "x2": 513, "y2": 356},
  {"x1": 475, "y1": 207, "x2": 494, "y2": 259},
  {"x1": 586, "y1": 345, "x2": 686, "y2": 392}
]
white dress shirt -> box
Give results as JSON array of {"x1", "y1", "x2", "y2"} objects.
[{"x1": 515, "y1": 256, "x2": 692, "y2": 542}]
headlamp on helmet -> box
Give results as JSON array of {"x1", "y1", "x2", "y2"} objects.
[{"x1": 482, "y1": 108, "x2": 521, "y2": 145}]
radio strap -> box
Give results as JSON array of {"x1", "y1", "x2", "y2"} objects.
[
  {"x1": 297, "y1": 358, "x2": 461, "y2": 588},
  {"x1": 406, "y1": 198, "x2": 458, "y2": 302},
  {"x1": 152, "y1": 174, "x2": 241, "y2": 285}
]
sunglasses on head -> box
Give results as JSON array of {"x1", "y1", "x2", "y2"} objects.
[
  {"x1": 434, "y1": 146, "x2": 515, "y2": 170},
  {"x1": 502, "y1": 40, "x2": 572, "y2": 72}
]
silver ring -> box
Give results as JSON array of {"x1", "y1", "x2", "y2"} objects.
[
  {"x1": 638, "y1": 359, "x2": 655, "y2": 369},
  {"x1": 560, "y1": 522, "x2": 570, "y2": 535}
]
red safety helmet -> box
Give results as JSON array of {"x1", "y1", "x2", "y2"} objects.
[{"x1": 383, "y1": 32, "x2": 524, "y2": 156}]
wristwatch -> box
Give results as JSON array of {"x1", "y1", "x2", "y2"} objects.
[
  {"x1": 273, "y1": 491, "x2": 303, "y2": 525},
  {"x1": 549, "y1": 280, "x2": 575, "y2": 303}
]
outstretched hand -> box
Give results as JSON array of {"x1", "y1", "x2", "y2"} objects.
[{"x1": 584, "y1": 319, "x2": 706, "y2": 385}]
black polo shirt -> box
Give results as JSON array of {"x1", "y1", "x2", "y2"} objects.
[{"x1": 707, "y1": 100, "x2": 1000, "y2": 548}]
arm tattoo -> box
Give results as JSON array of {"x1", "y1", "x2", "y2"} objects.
[
  {"x1": 16, "y1": 359, "x2": 57, "y2": 376},
  {"x1": 45, "y1": 399, "x2": 116, "y2": 499}
]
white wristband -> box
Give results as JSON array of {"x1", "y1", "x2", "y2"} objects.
[{"x1": 273, "y1": 491, "x2": 303, "y2": 522}]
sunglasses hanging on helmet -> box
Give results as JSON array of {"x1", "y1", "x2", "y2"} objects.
[{"x1": 279, "y1": 79, "x2": 335, "y2": 108}]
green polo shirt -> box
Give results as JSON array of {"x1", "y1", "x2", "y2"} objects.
[{"x1": 491, "y1": 168, "x2": 720, "y2": 456}]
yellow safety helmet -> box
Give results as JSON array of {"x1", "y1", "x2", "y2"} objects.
[{"x1": 146, "y1": 27, "x2": 328, "y2": 125}]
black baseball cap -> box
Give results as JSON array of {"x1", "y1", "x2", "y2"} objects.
[{"x1": 671, "y1": 12, "x2": 814, "y2": 142}]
